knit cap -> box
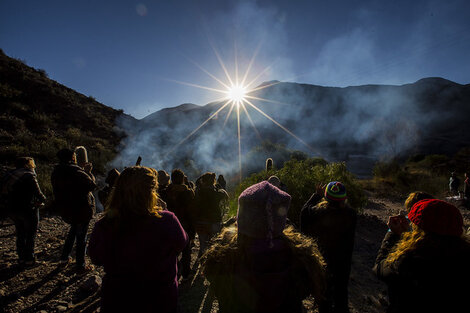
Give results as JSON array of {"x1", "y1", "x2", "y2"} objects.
[
  {"x1": 237, "y1": 181, "x2": 291, "y2": 241},
  {"x1": 408, "y1": 199, "x2": 463, "y2": 237},
  {"x1": 324, "y1": 181, "x2": 347, "y2": 202}
]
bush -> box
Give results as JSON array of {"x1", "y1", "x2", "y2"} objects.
[{"x1": 228, "y1": 158, "x2": 367, "y2": 226}]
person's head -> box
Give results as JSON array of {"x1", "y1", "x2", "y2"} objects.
[
  {"x1": 404, "y1": 191, "x2": 434, "y2": 213},
  {"x1": 57, "y1": 148, "x2": 76, "y2": 164},
  {"x1": 106, "y1": 166, "x2": 163, "y2": 220},
  {"x1": 200, "y1": 172, "x2": 216, "y2": 187},
  {"x1": 267, "y1": 175, "x2": 281, "y2": 188},
  {"x1": 217, "y1": 174, "x2": 225, "y2": 183},
  {"x1": 324, "y1": 181, "x2": 347, "y2": 204},
  {"x1": 387, "y1": 199, "x2": 464, "y2": 264},
  {"x1": 171, "y1": 169, "x2": 185, "y2": 185},
  {"x1": 74, "y1": 146, "x2": 88, "y2": 168},
  {"x1": 266, "y1": 158, "x2": 273, "y2": 171},
  {"x1": 157, "y1": 170, "x2": 170, "y2": 187},
  {"x1": 451, "y1": 172, "x2": 456, "y2": 177},
  {"x1": 105, "y1": 168, "x2": 120, "y2": 187},
  {"x1": 15, "y1": 157, "x2": 35, "y2": 170},
  {"x1": 465, "y1": 173, "x2": 468, "y2": 179},
  {"x1": 237, "y1": 181, "x2": 291, "y2": 242}
]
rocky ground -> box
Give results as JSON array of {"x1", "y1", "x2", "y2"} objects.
[{"x1": 1, "y1": 195, "x2": 469, "y2": 313}]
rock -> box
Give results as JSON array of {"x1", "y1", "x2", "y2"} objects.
[
  {"x1": 79, "y1": 275, "x2": 102, "y2": 293},
  {"x1": 56, "y1": 305, "x2": 68, "y2": 312}
]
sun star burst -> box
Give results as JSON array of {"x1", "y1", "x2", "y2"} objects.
[{"x1": 166, "y1": 43, "x2": 315, "y2": 182}]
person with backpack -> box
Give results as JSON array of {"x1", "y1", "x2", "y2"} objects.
[
  {"x1": 165, "y1": 169, "x2": 195, "y2": 279},
  {"x1": 300, "y1": 182, "x2": 357, "y2": 313},
  {"x1": 51, "y1": 148, "x2": 96, "y2": 271},
  {"x1": 4, "y1": 157, "x2": 45, "y2": 266}
]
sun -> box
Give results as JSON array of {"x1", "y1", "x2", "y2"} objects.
[{"x1": 227, "y1": 85, "x2": 247, "y2": 103}]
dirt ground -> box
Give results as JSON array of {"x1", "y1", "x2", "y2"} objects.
[{"x1": 1, "y1": 195, "x2": 469, "y2": 313}]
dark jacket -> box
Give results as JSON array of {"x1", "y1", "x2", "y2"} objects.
[
  {"x1": 300, "y1": 195, "x2": 357, "y2": 273},
  {"x1": 165, "y1": 183, "x2": 195, "y2": 236},
  {"x1": 203, "y1": 226, "x2": 326, "y2": 313},
  {"x1": 373, "y1": 231, "x2": 470, "y2": 313},
  {"x1": 194, "y1": 185, "x2": 228, "y2": 224},
  {"x1": 5, "y1": 168, "x2": 45, "y2": 214},
  {"x1": 88, "y1": 211, "x2": 188, "y2": 313},
  {"x1": 51, "y1": 163, "x2": 96, "y2": 224}
]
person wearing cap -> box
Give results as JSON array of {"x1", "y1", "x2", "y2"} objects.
[
  {"x1": 373, "y1": 199, "x2": 470, "y2": 313},
  {"x1": 51, "y1": 148, "x2": 97, "y2": 271},
  {"x1": 300, "y1": 181, "x2": 357, "y2": 313},
  {"x1": 203, "y1": 181, "x2": 327, "y2": 313}
]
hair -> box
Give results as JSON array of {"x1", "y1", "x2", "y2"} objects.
[
  {"x1": 386, "y1": 224, "x2": 426, "y2": 264},
  {"x1": 171, "y1": 169, "x2": 185, "y2": 184},
  {"x1": 404, "y1": 191, "x2": 434, "y2": 212},
  {"x1": 105, "y1": 167, "x2": 164, "y2": 222},
  {"x1": 74, "y1": 146, "x2": 88, "y2": 167},
  {"x1": 15, "y1": 157, "x2": 35, "y2": 169},
  {"x1": 200, "y1": 172, "x2": 216, "y2": 186},
  {"x1": 267, "y1": 175, "x2": 281, "y2": 188},
  {"x1": 266, "y1": 158, "x2": 273, "y2": 171},
  {"x1": 57, "y1": 148, "x2": 75, "y2": 163},
  {"x1": 385, "y1": 224, "x2": 470, "y2": 264}
]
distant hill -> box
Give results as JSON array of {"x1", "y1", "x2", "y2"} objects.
[
  {"x1": 116, "y1": 77, "x2": 470, "y2": 177},
  {"x1": 0, "y1": 49, "x2": 135, "y2": 194}
]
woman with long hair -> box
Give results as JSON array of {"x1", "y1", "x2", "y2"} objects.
[
  {"x1": 373, "y1": 199, "x2": 470, "y2": 313},
  {"x1": 88, "y1": 166, "x2": 188, "y2": 313}
]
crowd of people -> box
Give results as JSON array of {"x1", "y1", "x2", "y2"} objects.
[{"x1": 1, "y1": 149, "x2": 470, "y2": 313}]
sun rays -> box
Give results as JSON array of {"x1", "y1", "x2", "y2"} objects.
[{"x1": 167, "y1": 44, "x2": 313, "y2": 181}]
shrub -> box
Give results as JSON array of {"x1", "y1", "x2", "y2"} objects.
[{"x1": 228, "y1": 158, "x2": 367, "y2": 226}]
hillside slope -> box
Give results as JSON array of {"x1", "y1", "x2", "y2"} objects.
[{"x1": 0, "y1": 49, "x2": 135, "y2": 193}]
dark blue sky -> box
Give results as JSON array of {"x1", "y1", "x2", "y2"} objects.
[{"x1": 1, "y1": 0, "x2": 469, "y2": 118}]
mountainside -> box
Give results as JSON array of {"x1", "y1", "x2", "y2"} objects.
[
  {"x1": 0, "y1": 49, "x2": 135, "y2": 194},
  {"x1": 115, "y1": 77, "x2": 470, "y2": 177}
]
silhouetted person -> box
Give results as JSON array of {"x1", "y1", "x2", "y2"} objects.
[
  {"x1": 216, "y1": 174, "x2": 227, "y2": 190},
  {"x1": 194, "y1": 172, "x2": 228, "y2": 257},
  {"x1": 166, "y1": 169, "x2": 195, "y2": 278},
  {"x1": 5, "y1": 157, "x2": 45, "y2": 266},
  {"x1": 300, "y1": 182, "x2": 357, "y2": 313},
  {"x1": 51, "y1": 148, "x2": 96, "y2": 271},
  {"x1": 373, "y1": 199, "x2": 470, "y2": 313},
  {"x1": 203, "y1": 181, "x2": 326, "y2": 313},
  {"x1": 89, "y1": 166, "x2": 188, "y2": 313},
  {"x1": 157, "y1": 170, "x2": 170, "y2": 203},
  {"x1": 266, "y1": 158, "x2": 274, "y2": 172},
  {"x1": 449, "y1": 172, "x2": 460, "y2": 196},
  {"x1": 98, "y1": 168, "x2": 120, "y2": 209}
]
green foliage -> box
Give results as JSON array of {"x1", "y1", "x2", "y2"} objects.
[{"x1": 228, "y1": 157, "x2": 367, "y2": 226}]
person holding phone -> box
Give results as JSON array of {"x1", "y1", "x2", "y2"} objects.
[{"x1": 373, "y1": 199, "x2": 470, "y2": 313}]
